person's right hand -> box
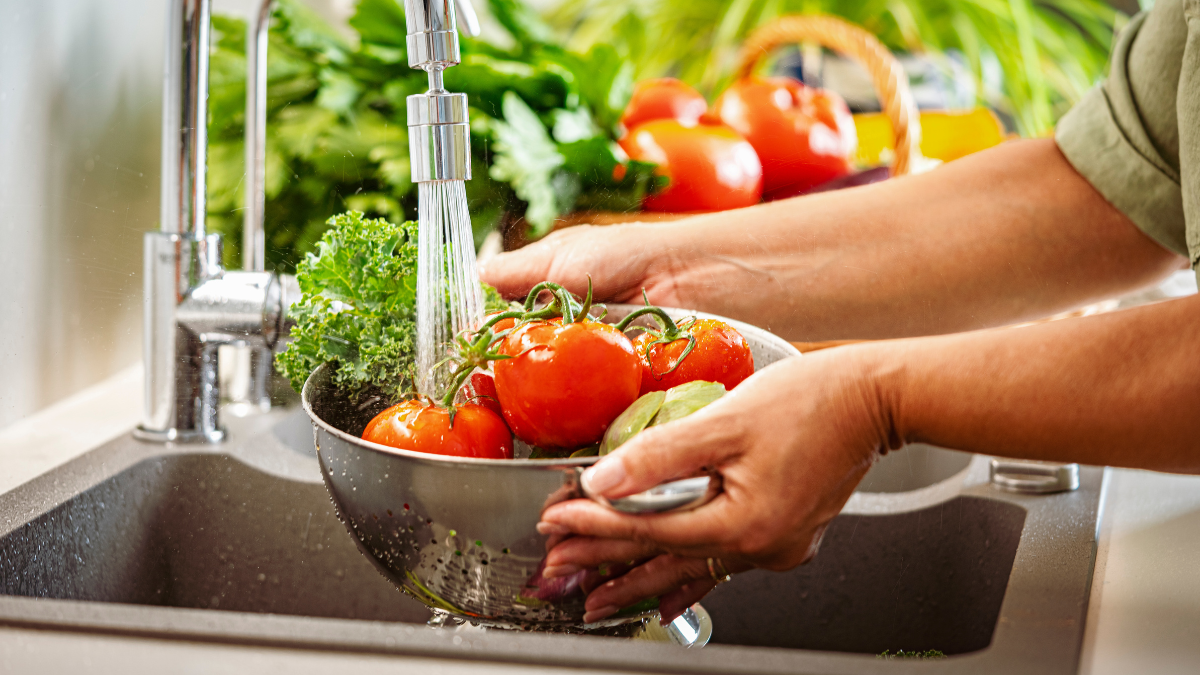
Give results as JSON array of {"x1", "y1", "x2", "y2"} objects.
[{"x1": 535, "y1": 344, "x2": 896, "y2": 624}]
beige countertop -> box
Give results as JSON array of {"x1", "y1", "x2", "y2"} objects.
[{"x1": 2, "y1": 361, "x2": 1198, "y2": 674}]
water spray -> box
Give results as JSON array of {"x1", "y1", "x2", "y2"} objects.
[{"x1": 405, "y1": 0, "x2": 485, "y2": 398}]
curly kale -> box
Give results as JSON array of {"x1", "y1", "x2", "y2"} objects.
[{"x1": 275, "y1": 210, "x2": 506, "y2": 402}]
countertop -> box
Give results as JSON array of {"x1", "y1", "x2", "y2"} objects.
[{"x1": 2, "y1": 361, "x2": 1198, "y2": 674}]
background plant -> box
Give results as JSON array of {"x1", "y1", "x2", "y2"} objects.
[
  {"x1": 544, "y1": 0, "x2": 1126, "y2": 136},
  {"x1": 207, "y1": 0, "x2": 657, "y2": 273}
]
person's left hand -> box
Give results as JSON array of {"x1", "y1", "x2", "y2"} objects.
[{"x1": 534, "y1": 347, "x2": 895, "y2": 624}]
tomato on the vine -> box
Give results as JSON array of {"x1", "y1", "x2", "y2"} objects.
[
  {"x1": 494, "y1": 320, "x2": 642, "y2": 449},
  {"x1": 633, "y1": 318, "x2": 755, "y2": 393},
  {"x1": 619, "y1": 119, "x2": 762, "y2": 213},
  {"x1": 621, "y1": 78, "x2": 709, "y2": 131},
  {"x1": 710, "y1": 76, "x2": 856, "y2": 198},
  {"x1": 362, "y1": 400, "x2": 513, "y2": 459},
  {"x1": 467, "y1": 372, "x2": 504, "y2": 418}
]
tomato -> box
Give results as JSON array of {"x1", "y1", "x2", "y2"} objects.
[
  {"x1": 494, "y1": 320, "x2": 642, "y2": 448},
  {"x1": 633, "y1": 318, "x2": 755, "y2": 393},
  {"x1": 362, "y1": 400, "x2": 513, "y2": 459},
  {"x1": 619, "y1": 120, "x2": 762, "y2": 213},
  {"x1": 467, "y1": 372, "x2": 504, "y2": 418},
  {"x1": 621, "y1": 78, "x2": 709, "y2": 131},
  {"x1": 710, "y1": 76, "x2": 856, "y2": 198}
]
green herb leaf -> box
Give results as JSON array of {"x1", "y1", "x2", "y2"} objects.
[{"x1": 489, "y1": 92, "x2": 566, "y2": 237}]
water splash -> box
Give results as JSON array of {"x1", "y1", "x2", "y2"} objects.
[{"x1": 416, "y1": 180, "x2": 484, "y2": 398}]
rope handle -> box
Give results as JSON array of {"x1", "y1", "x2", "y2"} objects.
[{"x1": 735, "y1": 15, "x2": 922, "y2": 176}]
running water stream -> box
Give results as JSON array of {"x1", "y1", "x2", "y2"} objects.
[{"x1": 415, "y1": 180, "x2": 485, "y2": 399}]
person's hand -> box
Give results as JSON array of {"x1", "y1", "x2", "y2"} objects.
[
  {"x1": 478, "y1": 218, "x2": 796, "y2": 329},
  {"x1": 534, "y1": 346, "x2": 894, "y2": 624},
  {"x1": 480, "y1": 222, "x2": 697, "y2": 306}
]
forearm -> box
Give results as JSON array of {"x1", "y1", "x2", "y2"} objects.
[
  {"x1": 649, "y1": 138, "x2": 1181, "y2": 340},
  {"x1": 873, "y1": 294, "x2": 1200, "y2": 473}
]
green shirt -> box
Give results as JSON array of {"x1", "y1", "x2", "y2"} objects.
[{"x1": 1055, "y1": 0, "x2": 1200, "y2": 276}]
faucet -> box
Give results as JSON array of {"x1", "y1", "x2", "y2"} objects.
[
  {"x1": 136, "y1": 0, "x2": 482, "y2": 443},
  {"x1": 135, "y1": 0, "x2": 292, "y2": 443}
]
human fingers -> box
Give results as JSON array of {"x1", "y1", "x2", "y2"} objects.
[
  {"x1": 582, "y1": 554, "x2": 712, "y2": 623},
  {"x1": 578, "y1": 394, "x2": 748, "y2": 501},
  {"x1": 539, "y1": 492, "x2": 739, "y2": 552},
  {"x1": 657, "y1": 579, "x2": 718, "y2": 625},
  {"x1": 542, "y1": 537, "x2": 660, "y2": 579},
  {"x1": 657, "y1": 558, "x2": 753, "y2": 624},
  {"x1": 479, "y1": 225, "x2": 662, "y2": 302}
]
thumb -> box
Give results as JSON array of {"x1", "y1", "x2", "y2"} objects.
[{"x1": 582, "y1": 403, "x2": 743, "y2": 500}]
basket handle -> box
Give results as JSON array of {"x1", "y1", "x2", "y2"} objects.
[{"x1": 735, "y1": 15, "x2": 921, "y2": 176}]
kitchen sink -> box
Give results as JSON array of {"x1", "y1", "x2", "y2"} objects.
[{"x1": 0, "y1": 406, "x2": 1104, "y2": 674}]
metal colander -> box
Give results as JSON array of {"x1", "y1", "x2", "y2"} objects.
[{"x1": 302, "y1": 304, "x2": 800, "y2": 628}]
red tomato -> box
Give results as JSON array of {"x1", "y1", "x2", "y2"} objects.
[
  {"x1": 488, "y1": 315, "x2": 517, "y2": 334},
  {"x1": 633, "y1": 318, "x2": 755, "y2": 393},
  {"x1": 362, "y1": 400, "x2": 513, "y2": 459},
  {"x1": 467, "y1": 372, "x2": 504, "y2": 418},
  {"x1": 711, "y1": 76, "x2": 856, "y2": 198},
  {"x1": 621, "y1": 78, "x2": 709, "y2": 131},
  {"x1": 619, "y1": 120, "x2": 762, "y2": 213},
  {"x1": 494, "y1": 320, "x2": 642, "y2": 448}
]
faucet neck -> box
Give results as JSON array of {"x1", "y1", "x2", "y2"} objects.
[{"x1": 160, "y1": 0, "x2": 211, "y2": 240}]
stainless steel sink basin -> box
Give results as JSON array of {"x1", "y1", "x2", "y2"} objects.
[{"x1": 0, "y1": 406, "x2": 1103, "y2": 674}]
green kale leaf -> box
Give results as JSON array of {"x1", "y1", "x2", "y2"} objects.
[{"x1": 275, "y1": 211, "x2": 419, "y2": 402}]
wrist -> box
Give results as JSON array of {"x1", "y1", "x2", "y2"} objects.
[{"x1": 844, "y1": 340, "x2": 912, "y2": 452}]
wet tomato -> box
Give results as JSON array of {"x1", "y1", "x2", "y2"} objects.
[
  {"x1": 621, "y1": 78, "x2": 709, "y2": 131},
  {"x1": 710, "y1": 76, "x2": 856, "y2": 198},
  {"x1": 362, "y1": 400, "x2": 513, "y2": 459},
  {"x1": 619, "y1": 119, "x2": 762, "y2": 213},
  {"x1": 633, "y1": 318, "x2": 755, "y2": 393},
  {"x1": 467, "y1": 372, "x2": 504, "y2": 418},
  {"x1": 494, "y1": 320, "x2": 642, "y2": 449}
]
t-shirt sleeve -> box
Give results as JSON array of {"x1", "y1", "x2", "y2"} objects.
[{"x1": 1054, "y1": 2, "x2": 1188, "y2": 257}]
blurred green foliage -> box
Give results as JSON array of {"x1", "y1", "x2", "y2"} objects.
[
  {"x1": 545, "y1": 0, "x2": 1125, "y2": 136},
  {"x1": 207, "y1": 0, "x2": 658, "y2": 273}
]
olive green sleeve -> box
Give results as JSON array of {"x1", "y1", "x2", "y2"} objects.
[
  {"x1": 1180, "y1": 0, "x2": 1200, "y2": 268},
  {"x1": 1055, "y1": 3, "x2": 1188, "y2": 258}
]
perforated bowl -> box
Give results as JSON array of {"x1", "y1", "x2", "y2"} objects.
[{"x1": 302, "y1": 305, "x2": 800, "y2": 628}]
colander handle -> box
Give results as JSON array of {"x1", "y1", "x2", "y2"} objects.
[{"x1": 579, "y1": 469, "x2": 722, "y2": 514}]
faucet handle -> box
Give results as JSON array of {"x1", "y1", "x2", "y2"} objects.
[{"x1": 454, "y1": 0, "x2": 481, "y2": 37}]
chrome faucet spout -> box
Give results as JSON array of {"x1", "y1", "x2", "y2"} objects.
[{"x1": 137, "y1": 0, "x2": 294, "y2": 444}]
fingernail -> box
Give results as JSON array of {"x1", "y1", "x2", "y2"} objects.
[
  {"x1": 542, "y1": 564, "x2": 581, "y2": 578},
  {"x1": 536, "y1": 521, "x2": 571, "y2": 535},
  {"x1": 583, "y1": 458, "x2": 627, "y2": 495},
  {"x1": 583, "y1": 605, "x2": 619, "y2": 624}
]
